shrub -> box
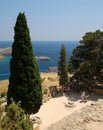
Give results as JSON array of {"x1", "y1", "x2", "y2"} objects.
[{"x1": 1, "y1": 92, "x2": 7, "y2": 98}]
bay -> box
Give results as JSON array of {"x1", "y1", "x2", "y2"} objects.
[{"x1": 0, "y1": 41, "x2": 80, "y2": 80}]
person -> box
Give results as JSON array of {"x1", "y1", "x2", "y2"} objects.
[
  {"x1": 81, "y1": 91, "x2": 86, "y2": 102},
  {"x1": 67, "y1": 84, "x2": 70, "y2": 92}
]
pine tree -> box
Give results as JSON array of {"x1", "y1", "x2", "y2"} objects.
[
  {"x1": 7, "y1": 12, "x2": 42, "y2": 114},
  {"x1": 69, "y1": 30, "x2": 103, "y2": 86},
  {"x1": 58, "y1": 44, "x2": 68, "y2": 87}
]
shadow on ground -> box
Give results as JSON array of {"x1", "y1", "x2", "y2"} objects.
[{"x1": 60, "y1": 91, "x2": 103, "y2": 102}]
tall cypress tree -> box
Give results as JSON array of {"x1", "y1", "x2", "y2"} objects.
[
  {"x1": 7, "y1": 12, "x2": 42, "y2": 114},
  {"x1": 58, "y1": 44, "x2": 68, "y2": 87}
]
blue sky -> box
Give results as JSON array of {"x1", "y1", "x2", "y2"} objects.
[{"x1": 0, "y1": 0, "x2": 103, "y2": 41}]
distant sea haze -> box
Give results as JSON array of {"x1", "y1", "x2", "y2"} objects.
[{"x1": 0, "y1": 41, "x2": 80, "y2": 80}]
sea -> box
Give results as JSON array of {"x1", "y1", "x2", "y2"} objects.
[{"x1": 0, "y1": 41, "x2": 80, "y2": 80}]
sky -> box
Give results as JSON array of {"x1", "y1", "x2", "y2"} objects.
[{"x1": 0, "y1": 0, "x2": 103, "y2": 41}]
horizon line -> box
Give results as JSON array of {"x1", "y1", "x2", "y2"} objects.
[{"x1": 0, "y1": 40, "x2": 79, "y2": 42}]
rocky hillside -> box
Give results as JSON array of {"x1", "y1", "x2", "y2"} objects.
[
  {"x1": 0, "y1": 47, "x2": 12, "y2": 59},
  {"x1": 47, "y1": 99, "x2": 103, "y2": 130}
]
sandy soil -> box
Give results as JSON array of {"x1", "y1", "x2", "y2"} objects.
[{"x1": 31, "y1": 92, "x2": 103, "y2": 130}]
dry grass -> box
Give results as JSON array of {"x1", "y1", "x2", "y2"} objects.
[
  {"x1": 0, "y1": 80, "x2": 9, "y2": 93},
  {"x1": 0, "y1": 73, "x2": 58, "y2": 93},
  {"x1": 41, "y1": 72, "x2": 59, "y2": 89},
  {"x1": 0, "y1": 72, "x2": 73, "y2": 93}
]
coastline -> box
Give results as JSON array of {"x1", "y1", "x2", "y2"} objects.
[
  {"x1": 0, "y1": 41, "x2": 79, "y2": 81},
  {"x1": 0, "y1": 47, "x2": 12, "y2": 60},
  {"x1": 0, "y1": 54, "x2": 4, "y2": 59}
]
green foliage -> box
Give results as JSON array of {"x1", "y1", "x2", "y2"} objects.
[
  {"x1": 58, "y1": 44, "x2": 68, "y2": 87},
  {"x1": 0, "y1": 92, "x2": 7, "y2": 98},
  {"x1": 69, "y1": 30, "x2": 103, "y2": 87},
  {"x1": 7, "y1": 12, "x2": 42, "y2": 114},
  {"x1": 43, "y1": 88, "x2": 48, "y2": 95},
  {"x1": 74, "y1": 61, "x2": 95, "y2": 84},
  {"x1": 0, "y1": 101, "x2": 33, "y2": 130},
  {"x1": 0, "y1": 107, "x2": 4, "y2": 122}
]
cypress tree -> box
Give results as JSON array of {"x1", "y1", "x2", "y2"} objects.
[
  {"x1": 58, "y1": 44, "x2": 68, "y2": 87},
  {"x1": 7, "y1": 12, "x2": 42, "y2": 114}
]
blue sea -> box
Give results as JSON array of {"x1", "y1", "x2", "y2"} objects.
[{"x1": 0, "y1": 41, "x2": 80, "y2": 80}]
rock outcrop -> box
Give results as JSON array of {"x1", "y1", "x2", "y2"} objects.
[
  {"x1": 0, "y1": 47, "x2": 12, "y2": 59},
  {"x1": 47, "y1": 99, "x2": 103, "y2": 130}
]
